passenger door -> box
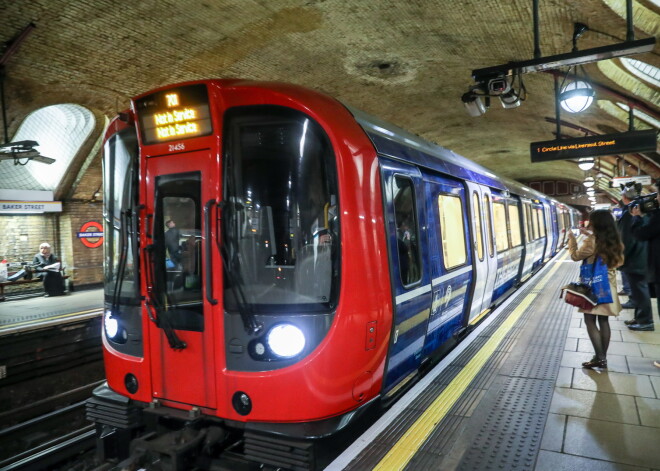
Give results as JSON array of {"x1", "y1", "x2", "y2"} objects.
[
  {"x1": 144, "y1": 151, "x2": 217, "y2": 409},
  {"x1": 465, "y1": 182, "x2": 497, "y2": 323},
  {"x1": 380, "y1": 159, "x2": 432, "y2": 397}
]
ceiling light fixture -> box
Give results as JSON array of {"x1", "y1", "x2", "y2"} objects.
[
  {"x1": 578, "y1": 157, "x2": 595, "y2": 170},
  {"x1": 558, "y1": 24, "x2": 595, "y2": 114},
  {"x1": 584, "y1": 176, "x2": 595, "y2": 188},
  {"x1": 559, "y1": 77, "x2": 594, "y2": 113}
]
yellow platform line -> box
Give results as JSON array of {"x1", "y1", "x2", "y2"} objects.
[
  {"x1": 374, "y1": 257, "x2": 565, "y2": 470},
  {"x1": 0, "y1": 308, "x2": 102, "y2": 330}
]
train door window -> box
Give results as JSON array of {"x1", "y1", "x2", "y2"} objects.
[
  {"x1": 508, "y1": 203, "x2": 522, "y2": 247},
  {"x1": 524, "y1": 203, "x2": 532, "y2": 243},
  {"x1": 438, "y1": 194, "x2": 467, "y2": 269},
  {"x1": 493, "y1": 201, "x2": 509, "y2": 252},
  {"x1": 536, "y1": 208, "x2": 546, "y2": 237},
  {"x1": 532, "y1": 207, "x2": 539, "y2": 239},
  {"x1": 472, "y1": 192, "x2": 484, "y2": 261},
  {"x1": 483, "y1": 194, "x2": 494, "y2": 257},
  {"x1": 153, "y1": 172, "x2": 204, "y2": 332},
  {"x1": 394, "y1": 176, "x2": 422, "y2": 285}
]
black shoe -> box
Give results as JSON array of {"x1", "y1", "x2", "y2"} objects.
[
  {"x1": 582, "y1": 357, "x2": 607, "y2": 369},
  {"x1": 620, "y1": 301, "x2": 636, "y2": 309},
  {"x1": 624, "y1": 319, "x2": 637, "y2": 325},
  {"x1": 618, "y1": 290, "x2": 630, "y2": 296},
  {"x1": 628, "y1": 323, "x2": 655, "y2": 331}
]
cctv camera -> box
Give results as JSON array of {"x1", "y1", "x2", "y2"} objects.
[
  {"x1": 499, "y1": 90, "x2": 521, "y2": 109},
  {"x1": 488, "y1": 76, "x2": 511, "y2": 95},
  {"x1": 462, "y1": 92, "x2": 487, "y2": 117}
]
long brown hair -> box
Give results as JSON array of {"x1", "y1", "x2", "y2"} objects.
[{"x1": 588, "y1": 210, "x2": 624, "y2": 268}]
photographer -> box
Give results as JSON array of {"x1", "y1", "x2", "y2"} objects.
[
  {"x1": 618, "y1": 185, "x2": 652, "y2": 331},
  {"x1": 630, "y1": 184, "x2": 660, "y2": 334}
]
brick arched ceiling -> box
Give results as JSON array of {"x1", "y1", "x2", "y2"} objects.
[{"x1": 1, "y1": 0, "x2": 658, "y2": 204}]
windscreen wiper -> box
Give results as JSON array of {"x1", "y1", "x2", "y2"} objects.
[
  {"x1": 144, "y1": 240, "x2": 186, "y2": 350},
  {"x1": 220, "y1": 200, "x2": 262, "y2": 335},
  {"x1": 109, "y1": 207, "x2": 131, "y2": 318}
]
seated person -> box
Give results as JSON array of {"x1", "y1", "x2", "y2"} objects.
[{"x1": 33, "y1": 242, "x2": 65, "y2": 297}]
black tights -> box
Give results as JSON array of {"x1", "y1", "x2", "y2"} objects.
[{"x1": 584, "y1": 314, "x2": 611, "y2": 361}]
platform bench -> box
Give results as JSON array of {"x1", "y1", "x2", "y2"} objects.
[{"x1": 0, "y1": 275, "x2": 70, "y2": 301}]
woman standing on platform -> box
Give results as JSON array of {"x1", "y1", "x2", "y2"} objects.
[{"x1": 567, "y1": 210, "x2": 624, "y2": 369}]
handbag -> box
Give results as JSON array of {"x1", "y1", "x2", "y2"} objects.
[
  {"x1": 560, "y1": 255, "x2": 611, "y2": 310},
  {"x1": 560, "y1": 281, "x2": 598, "y2": 310}
]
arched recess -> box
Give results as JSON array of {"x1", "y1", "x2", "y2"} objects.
[{"x1": 1, "y1": 104, "x2": 96, "y2": 194}]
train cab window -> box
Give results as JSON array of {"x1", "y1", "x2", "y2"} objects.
[
  {"x1": 472, "y1": 192, "x2": 484, "y2": 261},
  {"x1": 493, "y1": 201, "x2": 509, "y2": 252},
  {"x1": 223, "y1": 105, "x2": 340, "y2": 312},
  {"x1": 508, "y1": 203, "x2": 522, "y2": 247},
  {"x1": 483, "y1": 194, "x2": 494, "y2": 257},
  {"x1": 394, "y1": 176, "x2": 422, "y2": 285},
  {"x1": 437, "y1": 194, "x2": 467, "y2": 269}
]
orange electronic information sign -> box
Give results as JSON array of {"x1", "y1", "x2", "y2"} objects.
[
  {"x1": 135, "y1": 84, "x2": 213, "y2": 145},
  {"x1": 530, "y1": 129, "x2": 657, "y2": 163}
]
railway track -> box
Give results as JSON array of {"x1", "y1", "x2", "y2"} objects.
[
  {"x1": 0, "y1": 401, "x2": 96, "y2": 471},
  {"x1": 0, "y1": 316, "x2": 105, "y2": 469}
]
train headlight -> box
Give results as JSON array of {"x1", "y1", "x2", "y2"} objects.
[
  {"x1": 104, "y1": 311, "x2": 127, "y2": 343},
  {"x1": 267, "y1": 324, "x2": 306, "y2": 358}
]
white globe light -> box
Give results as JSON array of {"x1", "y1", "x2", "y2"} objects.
[
  {"x1": 584, "y1": 177, "x2": 595, "y2": 188},
  {"x1": 578, "y1": 158, "x2": 595, "y2": 171},
  {"x1": 560, "y1": 80, "x2": 595, "y2": 113},
  {"x1": 586, "y1": 188, "x2": 595, "y2": 196},
  {"x1": 267, "y1": 324, "x2": 306, "y2": 358}
]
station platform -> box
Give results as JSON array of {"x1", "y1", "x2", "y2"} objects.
[
  {"x1": 0, "y1": 288, "x2": 103, "y2": 336},
  {"x1": 329, "y1": 250, "x2": 660, "y2": 471}
]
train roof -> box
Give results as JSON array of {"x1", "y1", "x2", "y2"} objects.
[
  {"x1": 346, "y1": 105, "x2": 506, "y2": 191},
  {"x1": 345, "y1": 105, "x2": 574, "y2": 212}
]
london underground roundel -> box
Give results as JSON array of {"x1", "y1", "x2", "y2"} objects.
[{"x1": 77, "y1": 221, "x2": 104, "y2": 248}]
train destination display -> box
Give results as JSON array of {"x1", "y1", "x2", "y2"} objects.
[
  {"x1": 530, "y1": 129, "x2": 657, "y2": 162},
  {"x1": 135, "y1": 83, "x2": 213, "y2": 145}
]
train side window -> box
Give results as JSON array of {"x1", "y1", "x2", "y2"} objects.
[
  {"x1": 393, "y1": 176, "x2": 421, "y2": 286},
  {"x1": 493, "y1": 201, "x2": 509, "y2": 252},
  {"x1": 438, "y1": 194, "x2": 467, "y2": 269},
  {"x1": 483, "y1": 194, "x2": 494, "y2": 257},
  {"x1": 508, "y1": 203, "x2": 522, "y2": 247},
  {"x1": 472, "y1": 192, "x2": 484, "y2": 261}
]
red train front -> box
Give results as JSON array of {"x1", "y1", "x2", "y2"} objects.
[{"x1": 90, "y1": 79, "x2": 393, "y2": 467}]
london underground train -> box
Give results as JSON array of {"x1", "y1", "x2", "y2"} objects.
[{"x1": 87, "y1": 79, "x2": 579, "y2": 469}]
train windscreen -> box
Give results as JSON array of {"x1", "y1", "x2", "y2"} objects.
[
  {"x1": 102, "y1": 127, "x2": 142, "y2": 354},
  {"x1": 222, "y1": 105, "x2": 340, "y2": 312}
]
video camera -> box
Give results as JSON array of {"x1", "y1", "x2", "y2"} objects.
[{"x1": 622, "y1": 180, "x2": 660, "y2": 214}]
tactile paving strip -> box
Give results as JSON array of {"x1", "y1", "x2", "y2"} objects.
[{"x1": 344, "y1": 260, "x2": 577, "y2": 471}]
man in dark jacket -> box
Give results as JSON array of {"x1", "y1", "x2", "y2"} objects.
[
  {"x1": 618, "y1": 186, "x2": 652, "y2": 330},
  {"x1": 630, "y1": 189, "x2": 660, "y2": 333},
  {"x1": 164, "y1": 220, "x2": 182, "y2": 265},
  {"x1": 33, "y1": 242, "x2": 65, "y2": 297}
]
